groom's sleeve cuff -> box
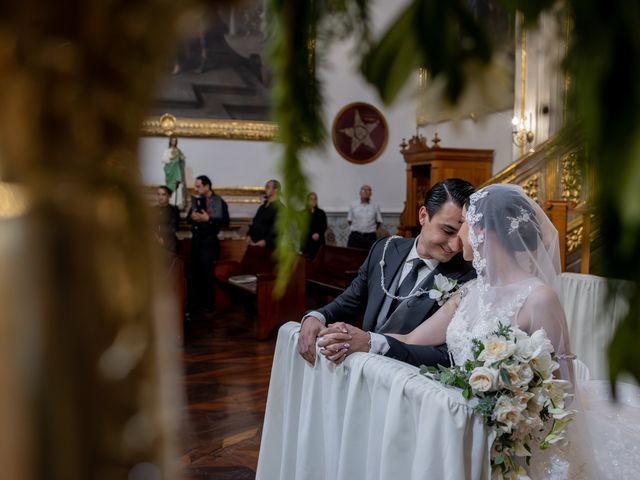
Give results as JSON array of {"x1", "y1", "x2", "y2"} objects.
[
  {"x1": 369, "y1": 332, "x2": 390, "y2": 355},
  {"x1": 301, "y1": 311, "x2": 326, "y2": 326}
]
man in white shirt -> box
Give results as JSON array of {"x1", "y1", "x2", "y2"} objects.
[
  {"x1": 297, "y1": 178, "x2": 476, "y2": 367},
  {"x1": 346, "y1": 184, "x2": 383, "y2": 250}
]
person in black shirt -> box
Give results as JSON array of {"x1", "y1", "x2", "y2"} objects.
[
  {"x1": 153, "y1": 185, "x2": 180, "y2": 254},
  {"x1": 247, "y1": 179, "x2": 282, "y2": 249},
  {"x1": 187, "y1": 175, "x2": 230, "y2": 313},
  {"x1": 301, "y1": 192, "x2": 328, "y2": 259}
]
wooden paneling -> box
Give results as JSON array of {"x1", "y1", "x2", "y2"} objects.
[{"x1": 397, "y1": 135, "x2": 493, "y2": 237}]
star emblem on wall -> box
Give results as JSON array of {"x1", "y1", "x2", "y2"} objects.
[
  {"x1": 339, "y1": 110, "x2": 380, "y2": 153},
  {"x1": 332, "y1": 102, "x2": 388, "y2": 164}
]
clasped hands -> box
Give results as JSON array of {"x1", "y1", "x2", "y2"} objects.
[
  {"x1": 191, "y1": 210, "x2": 210, "y2": 222},
  {"x1": 298, "y1": 316, "x2": 370, "y2": 365}
]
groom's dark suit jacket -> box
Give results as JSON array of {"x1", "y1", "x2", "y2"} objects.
[{"x1": 317, "y1": 237, "x2": 476, "y2": 367}]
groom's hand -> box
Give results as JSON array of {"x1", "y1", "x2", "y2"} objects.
[
  {"x1": 298, "y1": 315, "x2": 324, "y2": 364},
  {"x1": 318, "y1": 323, "x2": 370, "y2": 364}
]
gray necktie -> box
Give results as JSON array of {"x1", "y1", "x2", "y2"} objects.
[{"x1": 387, "y1": 258, "x2": 424, "y2": 318}]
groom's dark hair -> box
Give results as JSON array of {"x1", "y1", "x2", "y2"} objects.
[{"x1": 424, "y1": 178, "x2": 475, "y2": 218}]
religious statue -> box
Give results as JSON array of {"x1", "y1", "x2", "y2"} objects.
[{"x1": 162, "y1": 136, "x2": 186, "y2": 208}]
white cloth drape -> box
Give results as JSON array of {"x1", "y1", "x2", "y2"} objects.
[
  {"x1": 257, "y1": 322, "x2": 495, "y2": 480},
  {"x1": 558, "y1": 273, "x2": 629, "y2": 380}
]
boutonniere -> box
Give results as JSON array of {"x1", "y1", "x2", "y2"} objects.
[{"x1": 428, "y1": 274, "x2": 459, "y2": 306}]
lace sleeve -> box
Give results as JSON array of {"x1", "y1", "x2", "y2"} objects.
[{"x1": 516, "y1": 284, "x2": 575, "y2": 384}]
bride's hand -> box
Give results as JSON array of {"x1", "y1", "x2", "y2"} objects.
[
  {"x1": 319, "y1": 323, "x2": 371, "y2": 363},
  {"x1": 319, "y1": 342, "x2": 350, "y2": 364},
  {"x1": 318, "y1": 322, "x2": 352, "y2": 364}
]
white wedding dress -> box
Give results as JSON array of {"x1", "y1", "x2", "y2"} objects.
[
  {"x1": 443, "y1": 185, "x2": 640, "y2": 479},
  {"x1": 445, "y1": 274, "x2": 640, "y2": 479}
]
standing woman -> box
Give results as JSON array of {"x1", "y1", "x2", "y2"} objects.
[
  {"x1": 302, "y1": 192, "x2": 328, "y2": 259},
  {"x1": 162, "y1": 136, "x2": 186, "y2": 208}
]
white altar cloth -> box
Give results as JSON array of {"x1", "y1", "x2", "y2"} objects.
[
  {"x1": 257, "y1": 322, "x2": 494, "y2": 480},
  {"x1": 558, "y1": 273, "x2": 629, "y2": 380}
]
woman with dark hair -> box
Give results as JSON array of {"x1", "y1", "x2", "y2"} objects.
[{"x1": 301, "y1": 192, "x2": 328, "y2": 259}]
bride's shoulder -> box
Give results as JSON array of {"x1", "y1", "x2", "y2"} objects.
[{"x1": 525, "y1": 282, "x2": 562, "y2": 307}]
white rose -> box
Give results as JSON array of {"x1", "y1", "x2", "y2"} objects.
[
  {"x1": 529, "y1": 329, "x2": 554, "y2": 358},
  {"x1": 480, "y1": 336, "x2": 517, "y2": 364},
  {"x1": 493, "y1": 396, "x2": 527, "y2": 433},
  {"x1": 498, "y1": 363, "x2": 534, "y2": 389},
  {"x1": 531, "y1": 351, "x2": 559, "y2": 379},
  {"x1": 514, "y1": 336, "x2": 534, "y2": 361},
  {"x1": 433, "y1": 273, "x2": 456, "y2": 292},
  {"x1": 469, "y1": 366, "x2": 498, "y2": 392},
  {"x1": 517, "y1": 364, "x2": 534, "y2": 386}
]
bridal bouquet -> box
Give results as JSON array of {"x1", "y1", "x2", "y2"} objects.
[{"x1": 422, "y1": 323, "x2": 575, "y2": 480}]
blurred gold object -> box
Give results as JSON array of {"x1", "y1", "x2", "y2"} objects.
[
  {"x1": 0, "y1": 1, "x2": 210, "y2": 478},
  {"x1": 0, "y1": 182, "x2": 29, "y2": 218}
]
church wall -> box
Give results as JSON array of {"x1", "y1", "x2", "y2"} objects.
[{"x1": 138, "y1": 0, "x2": 513, "y2": 217}]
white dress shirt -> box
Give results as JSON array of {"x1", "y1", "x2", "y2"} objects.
[{"x1": 347, "y1": 200, "x2": 383, "y2": 233}]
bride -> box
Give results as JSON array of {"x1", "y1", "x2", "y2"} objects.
[{"x1": 322, "y1": 184, "x2": 640, "y2": 479}]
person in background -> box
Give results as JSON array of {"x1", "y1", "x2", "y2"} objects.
[
  {"x1": 153, "y1": 185, "x2": 180, "y2": 254},
  {"x1": 247, "y1": 179, "x2": 283, "y2": 249},
  {"x1": 187, "y1": 175, "x2": 230, "y2": 314},
  {"x1": 301, "y1": 192, "x2": 328, "y2": 259},
  {"x1": 346, "y1": 184, "x2": 382, "y2": 250}
]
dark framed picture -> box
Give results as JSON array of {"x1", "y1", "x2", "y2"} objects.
[
  {"x1": 142, "y1": 2, "x2": 276, "y2": 140},
  {"x1": 332, "y1": 102, "x2": 389, "y2": 164}
]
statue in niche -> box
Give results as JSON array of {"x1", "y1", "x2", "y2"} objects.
[{"x1": 162, "y1": 136, "x2": 187, "y2": 208}]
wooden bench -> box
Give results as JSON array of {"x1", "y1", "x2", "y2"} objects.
[
  {"x1": 214, "y1": 245, "x2": 305, "y2": 340},
  {"x1": 305, "y1": 245, "x2": 369, "y2": 302}
]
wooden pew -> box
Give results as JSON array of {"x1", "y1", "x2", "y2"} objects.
[
  {"x1": 305, "y1": 245, "x2": 369, "y2": 302},
  {"x1": 214, "y1": 246, "x2": 305, "y2": 340}
]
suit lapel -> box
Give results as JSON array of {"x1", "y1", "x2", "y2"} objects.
[
  {"x1": 384, "y1": 238, "x2": 412, "y2": 291},
  {"x1": 367, "y1": 238, "x2": 413, "y2": 330},
  {"x1": 378, "y1": 257, "x2": 472, "y2": 333}
]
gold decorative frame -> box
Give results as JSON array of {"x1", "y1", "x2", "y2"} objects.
[
  {"x1": 141, "y1": 113, "x2": 277, "y2": 140},
  {"x1": 143, "y1": 184, "x2": 264, "y2": 203}
]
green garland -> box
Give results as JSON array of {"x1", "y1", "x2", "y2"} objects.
[{"x1": 267, "y1": 0, "x2": 640, "y2": 385}]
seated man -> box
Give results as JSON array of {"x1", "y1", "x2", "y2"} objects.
[{"x1": 298, "y1": 178, "x2": 477, "y2": 367}]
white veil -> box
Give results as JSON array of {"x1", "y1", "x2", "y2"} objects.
[
  {"x1": 465, "y1": 184, "x2": 574, "y2": 381},
  {"x1": 465, "y1": 184, "x2": 604, "y2": 478}
]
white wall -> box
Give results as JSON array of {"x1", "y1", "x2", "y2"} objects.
[{"x1": 138, "y1": 0, "x2": 513, "y2": 213}]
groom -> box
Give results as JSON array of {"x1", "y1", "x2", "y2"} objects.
[{"x1": 297, "y1": 178, "x2": 476, "y2": 367}]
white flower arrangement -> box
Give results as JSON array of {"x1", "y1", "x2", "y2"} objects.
[
  {"x1": 422, "y1": 323, "x2": 575, "y2": 480},
  {"x1": 427, "y1": 273, "x2": 459, "y2": 306}
]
